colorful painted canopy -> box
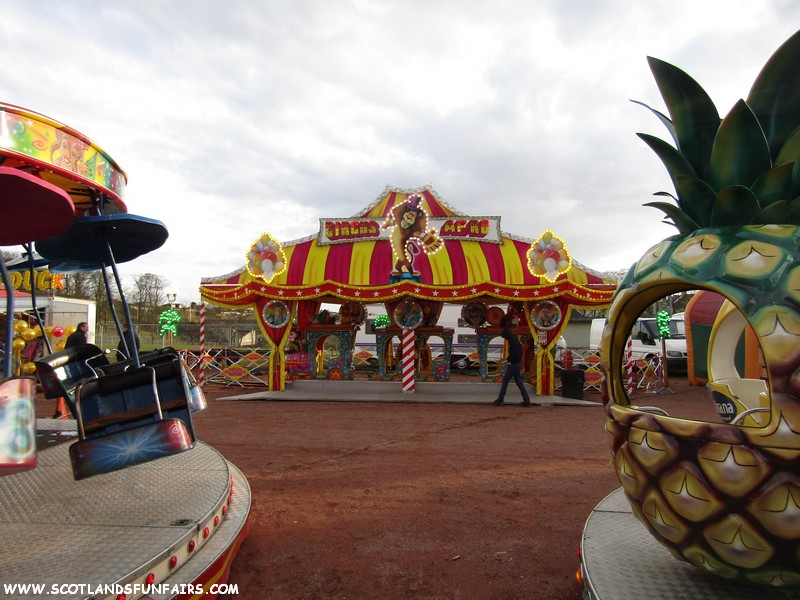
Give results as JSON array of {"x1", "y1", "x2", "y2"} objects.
[
  {"x1": 201, "y1": 185, "x2": 616, "y2": 307},
  {"x1": 0, "y1": 102, "x2": 127, "y2": 215}
]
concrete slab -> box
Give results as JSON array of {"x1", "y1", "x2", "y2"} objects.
[
  {"x1": 0, "y1": 426, "x2": 250, "y2": 600},
  {"x1": 580, "y1": 488, "x2": 788, "y2": 599},
  {"x1": 218, "y1": 380, "x2": 602, "y2": 407}
]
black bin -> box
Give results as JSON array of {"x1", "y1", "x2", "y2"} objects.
[{"x1": 561, "y1": 369, "x2": 584, "y2": 400}]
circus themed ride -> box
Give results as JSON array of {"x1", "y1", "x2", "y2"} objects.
[
  {"x1": 579, "y1": 29, "x2": 800, "y2": 597},
  {"x1": 0, "y1": 102, "x2": 249, "y2": 597},
  {"x1": 199, "y1": 185, "x2": 617, "y2": 395}
]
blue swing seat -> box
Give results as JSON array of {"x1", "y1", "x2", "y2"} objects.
[
  {"x1": 34, "y1": 344, "x2": 109, "y2": 415},
  {"x1": 97, "y1": 346, "x2": 180, "y2": 376},
  {"x1": 69, "y1": 365, "x2": 194, "y2": 480},
  {"x1": 98, "y1": 348, "x2": 207, "y2": 414}
]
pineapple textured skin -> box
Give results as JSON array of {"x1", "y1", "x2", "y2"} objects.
[{"x1": 604, "y1": 29, "x2": 800, "y2": 586}]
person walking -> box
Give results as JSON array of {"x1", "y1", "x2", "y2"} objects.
[
  {"x1": 64, "y1": 322, "x2": 89, "y2": 348},
  {"x1": 117, "y1": 324, "x2": 140, "y2": 360},
  {"x1": 492, "y1": 315, "x2": 532, "y2": 407}
]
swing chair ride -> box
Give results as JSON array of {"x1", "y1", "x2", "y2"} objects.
[{"x1": 0, "y1": 102, "x2": 249, "y2": 597}]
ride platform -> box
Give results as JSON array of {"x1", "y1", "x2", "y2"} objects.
[
  {"x1": 218, "y1": 379, "x2": 598, "y2": 406},
  {"x1": 0, "y1": 419, "x2": 251, "y2": 600},
  {"x1": 579, "y1": 488, "x2": 800, "y2": 599}
]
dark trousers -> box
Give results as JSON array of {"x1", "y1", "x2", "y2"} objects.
[{"x1": 498, "y1": 361, "x2": 530, "y2": 402}]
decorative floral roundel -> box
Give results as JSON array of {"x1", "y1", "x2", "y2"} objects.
[
  {"x1": 530, "y1": 300, "x2": 561, "y2": 331},
  {"x1": 461, "y1": 301, "x2": 487, "y2": 327},
  {"x1": 393, "y1": 299, "x2": 423, "y2": 330},
  {"x1": 262, "y1": 299, "x2": 290, "y2": 329}
]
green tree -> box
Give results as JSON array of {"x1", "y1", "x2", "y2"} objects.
[
  {"x1": 126, "y1": 273, "x2": 169, "y2": 324},
  {"x1": 60, "y1": 270, "x2": 98, "y2": 299}
]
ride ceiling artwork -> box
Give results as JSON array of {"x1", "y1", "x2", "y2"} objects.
[
  {"x1": 0, "y1": 102, "x2": 127, "y2": 214},
  {"x1": 1, "y1": 100, "x2": 193, "y2": 484},
  {"x1": 200, "y1": 184, "x2": 616, "y2": 307}
]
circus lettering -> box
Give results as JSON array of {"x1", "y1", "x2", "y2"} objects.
[
  {"x1": 318, "y1": 215, "x2": 502, "y2": 245},
  {"x1": 439, "y1": 219, "x2": 490, "y2": 238},
  {"x1": 324, "y1": 219, "x2": 381, "y2": 242}
]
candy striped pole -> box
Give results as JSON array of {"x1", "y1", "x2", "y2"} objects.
[
  {"x1": 198, "y1": 302, "x2": 206, "y2": 387},
  {"x1": 401, "y1": 328, "x2": 415, "y2": 393},
  {"x1": 625, "y1": 336, "x2": 635, "y2": 395}
]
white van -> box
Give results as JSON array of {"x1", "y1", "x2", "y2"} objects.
[{"x1": 589, "y1": 313, "x2": 687, "y2": 372}]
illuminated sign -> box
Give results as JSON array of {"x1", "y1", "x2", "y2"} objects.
[
  {"x1": 319, "y1": 216, "x2": 501, "y2": 245},
  {"x1": 10, "y1": 270, "x2": 65, "y2": 291},
  {"x1": 322, "y1": 219, "x2": 382, "y2": 242}
]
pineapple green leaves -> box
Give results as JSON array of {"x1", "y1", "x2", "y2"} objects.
[
  {"x1": 748, "y1": 29, "x2": 800, "y2": 159},
  {"x1": 636, "y1": 29, "x2": 800, "y2": 232},
  {"x1": 643, "y1": 57, "x2": 720, "y2": 181}
]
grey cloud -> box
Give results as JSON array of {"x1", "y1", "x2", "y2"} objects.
[{"x1": 1, "y1": 1, "x2": 798, "y2": 301}]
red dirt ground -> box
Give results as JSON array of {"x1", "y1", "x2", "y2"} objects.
[
  {"x1": 32, "y1": 375, "x2": 711, "y2": 599},
  {"x1": 181, "y1": 376, "x2": 712, "y2": 600}
]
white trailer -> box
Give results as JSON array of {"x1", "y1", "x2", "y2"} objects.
[{"x1": 9, "y1": 294, "x2": 97, "y2": 344}]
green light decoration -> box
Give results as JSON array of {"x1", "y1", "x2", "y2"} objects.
[
  {"x1": 159, "y1": 308, "x2": 182, "y2": 336},
  {"x1": 656, "y1": 310, "x2": 671, "y2": 339},
  {"x1": 374, "y1": 314, "x2": 391, "y2": 328}
]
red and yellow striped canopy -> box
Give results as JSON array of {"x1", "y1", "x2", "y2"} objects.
[{"x1": 200, "y1": 186, "x2": 616, "y2": 307}]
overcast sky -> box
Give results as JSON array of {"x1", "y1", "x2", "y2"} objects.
[{"x1": 1, "y1": 1, "x2": 798, "y2": 304}]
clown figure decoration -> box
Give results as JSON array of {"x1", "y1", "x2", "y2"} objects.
[{"x1": 381, "y1": 194, "x2": 443, "y2": 280}]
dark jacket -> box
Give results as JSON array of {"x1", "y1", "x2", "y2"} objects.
[
  {"x1": 117, "y1": 329, "x2": 140, "y2": 359},
  {"x1": 502, "y1": 322, "x2": 522, "y2": 364},
  {"x1": 64, "y1": 329, "x2": 87, "y2": 348}
]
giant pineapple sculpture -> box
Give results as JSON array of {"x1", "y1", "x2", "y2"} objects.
[{"x1": 603, "y1": 29, "x2": 800, "y2": 586}]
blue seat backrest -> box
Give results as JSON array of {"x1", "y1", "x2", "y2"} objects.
[
  {"x1": 76, "y1": 367, "x2": 159, "y2": 434},
  {"x1": 34, "y1": 344, "x2": 109, "y2": 402},
  {"x1": 141, "y1": 347, "x2": 179, "y2": 363},
  {"x1": 76, "y1": 362, "x2": 195, "y2": 442},
  {"x1": 151, "y1": 359, "x2": 195, "y2": 440},
  {"x1": 98, "y1": 347, "x2": 178, "y2": 377}
]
